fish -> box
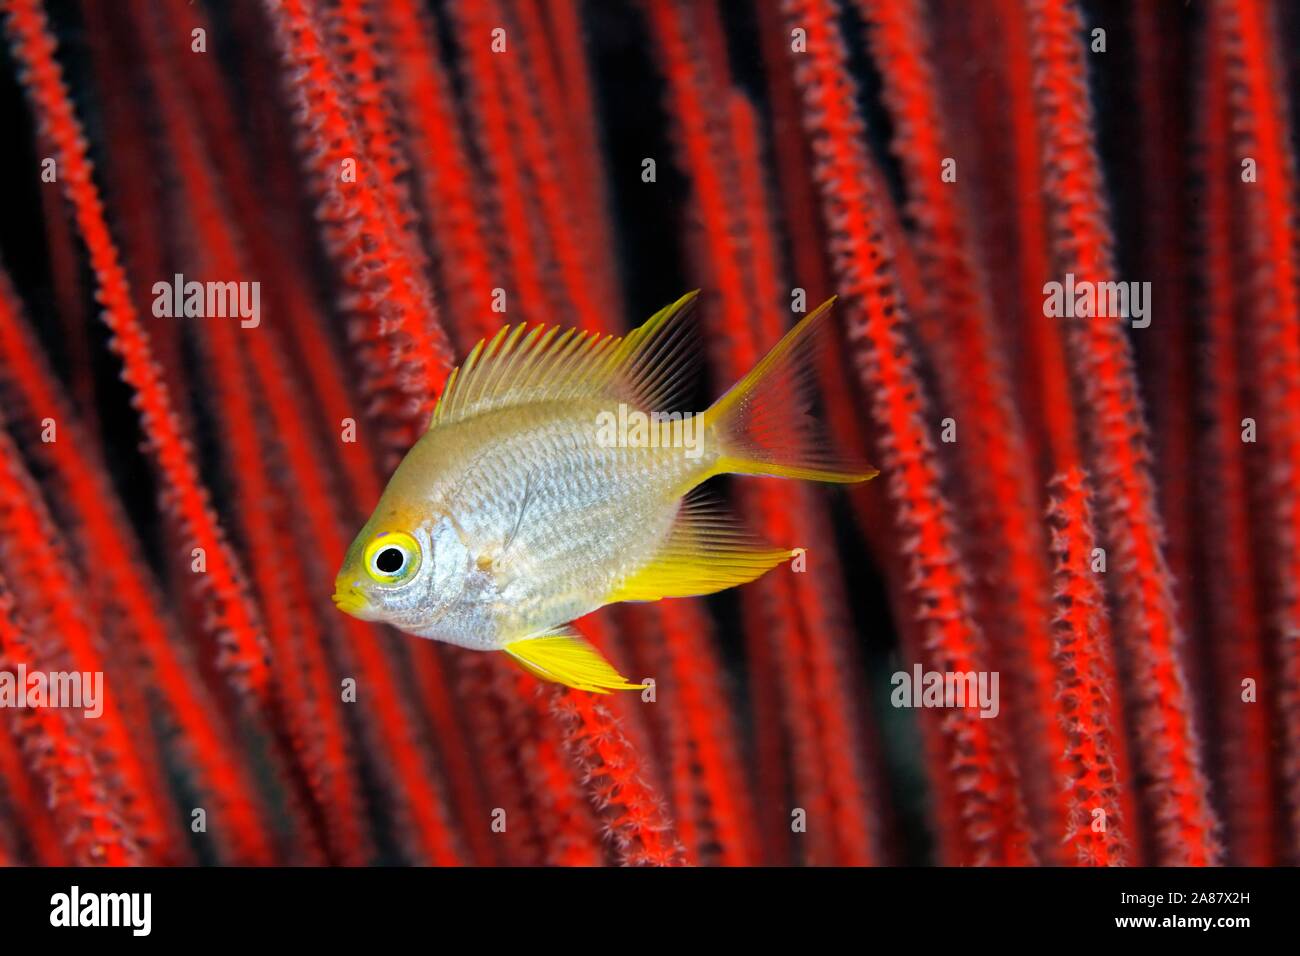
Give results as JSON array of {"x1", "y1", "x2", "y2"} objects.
[{"x1": 332, "y1": 291, "x2": 877, "y2": 692}]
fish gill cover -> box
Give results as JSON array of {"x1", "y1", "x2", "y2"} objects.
[{"x1": 0, "y1": 0, "x2": 1294, "y2": 869}]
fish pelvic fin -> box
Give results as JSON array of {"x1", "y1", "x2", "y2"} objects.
[
  {"x1": 503, "y1": 626, "x2": 645, "y2": 694},
  {"x1": 704, "y1": 296, "x2": 879, "y2": 484},
  {"x1": 606, "y1": 490, "x2": 793, "y2": 603}
]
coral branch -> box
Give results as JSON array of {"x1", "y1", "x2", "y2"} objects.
[
  {"x1": 1212, "y1": 0, "x2": 1300, "y2": 861},
  {"x1": 0, "y1": 265, "x2": 276, "y2": 864},
  {"x1": 0, "y1": 0, "x2": 1287, "y2": 872},
  {"x1": 512, "y1": 670, "x2": 604, "y2": 866},
  {"x1": 527, "y1": 0, "x2": 624, "y2": 316},
  {"x1": 1194, "y1": 2, "x2": 1276, "y2": 865},
  {"x1": 376, "y1": 0, "x2": 502, "y2": 347},
  {"x1": 855, "y1": 0, "x2": 1067, "y2": 858},
  {"x1": 551, "y1": 688, "x2": 685, "y2": 866},
  {"x1": 0, "y1": 575, "x2": 139, "y2": 866},
  {"x1": 3, "y1": 0, "x2": 272, "y2": 701},
  {"x1": 646, "y1": 0, "x2": 880, "y2": 866},
  {"x1": 0, "y1": 714, "x2": 65, "y2": 864},
  {"x1": 636, "y1": 600, "x2": 760, "y2": 866},
  {"x1": 129, "y1": 0, "x2": 369, "y2": 864},
  {"x1": 782, "y1": 0, "x2": 1035, "y2": 865},
  {"x1": 261, "y1": 0, "x2": 454, "y2": 457},
  {"x1": 1047, "y1": 468, "x2": 1131, "y2": 866},
  {"x1": 1024, "y1": 0, "x2": 1219, "y2": 864},
  {"x1": 444, "y1": 0, "x2": 557, "y2": 322},
  {"x1": 485, "y1": 0, "x2": 608, "y2": 332},
  {"x1": 990, "y1": 0, "x2": 1082, "y2": 477}
]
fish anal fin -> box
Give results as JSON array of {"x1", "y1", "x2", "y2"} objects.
[
  {"x1": 606, "y1": 491, "x2": 793, "y2": 604},
  {"x1": 503, "y1": 626, "x2": 644, "y2": 694}
]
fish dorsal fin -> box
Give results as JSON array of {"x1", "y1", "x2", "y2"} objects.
[
  {"x1": 611, "y1": 289, "x2": 702, "y2": 412},
  {"x1": 605, "y1": 488, "x2": 793, "y2": 604},
  {"x1": 430, "y1": 291, "x2": 701, "y2": 428}
]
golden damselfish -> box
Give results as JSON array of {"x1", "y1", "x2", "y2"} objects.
[{"x1": 332, "y1": 292, "x2": 876, "y2": 692}]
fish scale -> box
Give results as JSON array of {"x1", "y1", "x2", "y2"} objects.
[{"x1": 450, "y1": 405, "x2": 698, "y2": 635}]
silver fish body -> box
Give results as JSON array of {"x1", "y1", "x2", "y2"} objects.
[
  {"x1": 369, "y1": 401, "x2": 711, "y2": 649},
  {"x1": 333, "y1": 292, "x2": 875, "y2": 692}
]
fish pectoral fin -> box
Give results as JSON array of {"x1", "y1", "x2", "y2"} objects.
[
  {"x1": 606, "y1": 490, "x2": 793, "y2": 604},
  {"x1": 503, "y1": 627, "x2": 645, "y2": 694}
]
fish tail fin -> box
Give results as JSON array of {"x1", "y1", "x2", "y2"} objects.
[
  {"x1": 503, "y1": 626, "x2": 646, "y2": 694},
  {"x1": 704, "y1": 297, "x2": 878, "y2": 484}
]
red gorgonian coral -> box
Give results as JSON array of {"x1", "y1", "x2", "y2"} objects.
[{"x1": 0, "y1": 0, "x2": 1295, "y2": 867}]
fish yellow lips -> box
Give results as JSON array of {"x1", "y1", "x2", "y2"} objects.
[{"x1": 331, "y1": 586, "x2": 367, "y2": 615}]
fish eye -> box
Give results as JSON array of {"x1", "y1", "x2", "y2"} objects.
[{"x1": 363, "y1": 531, "x2": 421, "y2": 585}]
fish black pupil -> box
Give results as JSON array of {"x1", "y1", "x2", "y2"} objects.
[{"x1": 376, "y1": 547, "x2": 405, "y2": 574}]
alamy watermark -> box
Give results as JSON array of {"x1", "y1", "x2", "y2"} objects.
[
  {"x1": 891, "y1": 664, "x2": 1000, "y2": 718},
  {"x1": 152, "y1": 273, "x2": 261, "y2": 328},
  {"x1": 0, "y1": 664, "x2": 103, "y2": 719},
  {"x1": 594, "y1": 403, "x2": 704, "y2": 459},
  {"x1": 1043, "y1": 272, "x2": 1150, "y2": 328},
  {"x1": 50, "y1": 886, "x2": 150, "y2": 936}
]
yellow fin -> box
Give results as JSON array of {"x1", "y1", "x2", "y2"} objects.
[
  {"x1": 430, "y1": 291, "x2": 701, "y2": 428},
  {"x1": 606, "y1": 289, "x2": 702, "y2": 411},
  {"x1": 607, "y1": 491, "x2": 793, "y2": 603},
  {"x1": 704, "y1": 296, "x2": 878, "y2": 483},
  {"x1": 503, "y1": 627, "x2": 645, "y2": 693}
]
